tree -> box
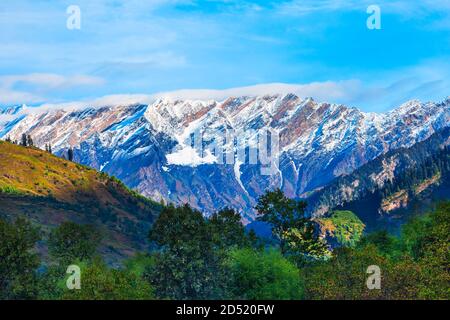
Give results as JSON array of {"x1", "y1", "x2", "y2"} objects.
[
  {"x1": 282, "y1": 227, "x2": 330, "y2": 263},
  {"x1": 48, "y1": 222, "x2": 101, "y2": 265},
  {"x1": 149, "y1": 204, "x2": 207, "y2": 249},
  {"x1": 124, "y1": 253, "x2": 156, "y2": 278},
  {"x1": 399, "y1": 202, "x2": 450, "y2": 299},
  {"x1": 27, "y1": 135, "x2": 34, "y2": 147},
  {"x1": 208, "y1": 208, "x2": 252, "y2": 249},
  {"x1": 304, "y1": 245, "x2": 388, "y2": 300},
  {"x1": 256, "y1": 189, "x2": 329, "y2": 261},
  {"x1": 226, "y1": 248, "x2": 303, "y2": 300},
  {"x1": 37, "y1": 265, "x2": 67, "y2": 300},
  {"x1": 68, "y1": 147, "x2": 74, "y2": 161},
  {"x1": 147, "y1": 205, "x2": 233, "y2": 299},
  {"x1": 0, "y1": 218, "x2": 40, "y2": 299},
  {"x1": 304, "y1": 202, "x2": 450, "y2": 300},
  {"x1": 62, "y1": 259, "x2": 154, "y2": 300},
  {"x1": 21, "y1": 133, "x2": 27, "y2": 147},
  {"x1": 44, "y1": 143, "x2": 52, "y2": 153},
  {"x1": 359, "y1": 230, "x2": 398, "y2": 258}
]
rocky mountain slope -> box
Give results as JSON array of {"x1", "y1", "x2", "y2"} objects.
[
  {"x1": 307, "y1": 127, "x2": 450, "y2": 231},
  {"x1": 1, "y1": 95, "x2": 449, "y2": 221},
  {"x1": 0, "y1": 141, "x2": 161, "y2": 264}
]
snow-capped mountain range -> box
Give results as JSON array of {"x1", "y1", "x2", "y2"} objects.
[{"x1": 1, "y1": 94, "x2": 449, "y2": 221}]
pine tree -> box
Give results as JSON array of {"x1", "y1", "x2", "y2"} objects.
[
  {"x1": 68, "y1": 148, "x2": 74, "y2": 162},
  {"x1": 27, "y1": 135, "x2": 33, "y2": 147},
  {"x1": 21, "y1": 134, "x2": 27, "y2": 147}
]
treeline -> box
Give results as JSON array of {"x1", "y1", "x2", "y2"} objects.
[
  {"x1": 5, "y1": 133, "x2": 36, "y2": 148},
  {"x1": 1, "y1": 190, "x2": 449, "y2": 300},
  {"x1": 3, "y1": 134, "x2": 74, "y2": 161}
]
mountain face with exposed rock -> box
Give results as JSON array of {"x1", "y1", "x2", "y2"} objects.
[
  {"x1": 1, "y1": 95, "x2": 449, "y2": 221},
  {"x1": 306, "y1": 127, "x2": 450, "y2": 231}
]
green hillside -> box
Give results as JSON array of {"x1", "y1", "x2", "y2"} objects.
[{"x1": 0, "y1": 140, "x2": 162, "y2": 264}]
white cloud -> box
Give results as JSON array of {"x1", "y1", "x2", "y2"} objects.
[
  {"x1": 277, "y1": 0, "x2": 450, "y2": 20},
  {"x1": 0, "y1": 80, "x2": 358, "y2": 114},
  {"x1": 109, "y1": 53, "x2": 186, "y2": 68},
  {"x1": 2, "y1": 58, "x2": 448, "y2": 112},
  {"x1": 152, "y1": 80, "x2": 361, "y2": 102},
  {"x1": 93, "y1": 52, "x2": 187, "y2": 77},
  {"x1": 217, "y1": 0, "x2": 450, "y2": 40},
  {"x1": 0, "y1": 73, "x2": 104, "y2": 105},
  {"x1": 11, "y1": 80, "x2": 360, "y2": 112},
  {"x1": 0, "y1": 73, "x2": 104, "y2": 90},
  {"x1": 0, "y1": 88, "x2": 43, "y2": 105},
  {"x1": 33, "y1": 94, "x2": 155, "y2": 112}
]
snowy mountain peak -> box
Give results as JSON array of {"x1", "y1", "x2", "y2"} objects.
[{"x1": 0, "y1": 95, "x2": 448, "y2": 218}]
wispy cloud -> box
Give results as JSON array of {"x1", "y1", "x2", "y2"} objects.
[
  {"x1": 3, "y1": 61, "x2": 449, "y2": 115},
  {"x1": 0, "y1": 73, "x2": 104, "y2": 105},
  {"x1": 0, "y1": 1, "x2": 449, "y2": 110},
  {"x1": 275, "y1": 0, "x2": 450, "y2": 34},
  {"x1": 0, "y1": 73, "x2": 103, "y2": 89},
  {"x1": 0, "y1": 88, "x2": 43, "y2": 105},
  {"x1": 338, "y1": 59, "x2": 450, "y2": 110},
  {"x1": 277, "y1": 0, "x2": 450, "y2": 17},
  {"x1": 152, "y1": 80, "x2": 361, "y2": 102},
  {"x1": 91, "y1": 52, "x2": 187, "y2": 78}
]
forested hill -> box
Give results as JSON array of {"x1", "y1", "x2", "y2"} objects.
[
  {"x1": 0, "y1": 140, "x2": 162, "y2": 264},
  {"x1": 307, "y1": 127, "x2": 450, "y2": 231}
]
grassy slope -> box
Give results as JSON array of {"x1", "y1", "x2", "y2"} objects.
[
  {"x1": 0, "y1": 141, "x2": 162, "y2": 265},
  {"x1": 316, "y1": 210, "x2": 365, "y2": 248}
]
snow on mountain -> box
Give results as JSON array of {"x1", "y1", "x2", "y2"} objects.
[{"x1": 1, "y1": 95, "x2": 449, "y2": 220}]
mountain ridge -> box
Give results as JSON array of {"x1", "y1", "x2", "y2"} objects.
[
  {"x1": 306, "y1": 127, "x2": 450, "y2": 231},
  {"x1": 1, "y1": 94, "x2": 449, "y2": 220}
]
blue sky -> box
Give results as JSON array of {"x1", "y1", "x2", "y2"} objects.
[{"x1": 0, "y1": 0, "x2": 449, "y2": 111}]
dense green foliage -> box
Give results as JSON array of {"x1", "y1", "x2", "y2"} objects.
[
  {"x1": 0, "y1": 218, "x2": 40, "y2": 299},
  {"x1": 226, "y1": 248, "x2": 304, "y2": 299},
  {"x1": 48, "y1": 222, "x2": 101, "y2": 265},
  {"x1": 0, "y1": 195, "x2": 448, "y2": 300},
  {"x1": 305, "y1": 202, "x2": 450, "y2": 299},
  {"x1": 146, "y1": 205, "x2": 254, "y2": 299},
  {"x1": 62, "y1": 259, "x2": 154, "y2": 300}
]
